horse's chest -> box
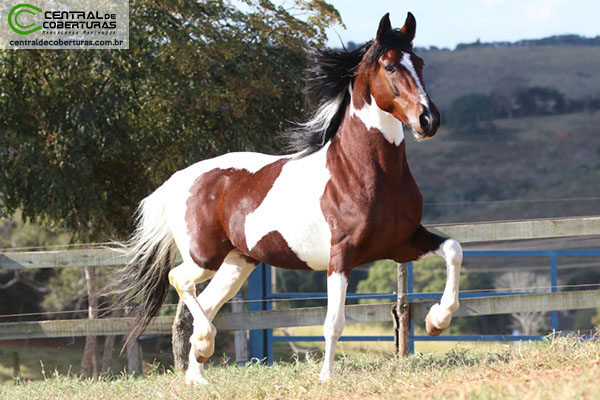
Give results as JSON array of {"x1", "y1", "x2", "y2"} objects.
[{"x1": 322, "y1": 168, "x2": 424, "y2": 262}]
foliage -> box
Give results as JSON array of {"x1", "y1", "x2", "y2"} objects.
[
  {"x1": 356, "y1": 257, "x2": 489, "y2": 295},
  {"x1": 0, "y1": 1, "x2": 340, "y2": 319},
  {"x1": 356, "y1": 258, "x2": 505, "y2": 334},
  {"x1": 445, "y1": 93, "x2": 497, "y2": 136},
  {"x1": 356, "y1": 259, "x2": 397, "y2": 294},
  {"x1": 514, "y1": 86, "x2": 566, "y2": 116},
  {"x1": 276, "y1": 267, "x2": 368, "y2": 307},
  {"x1": 0, "y1": 0, "x2": 341, "y2": 240},
  {"x1": 0, "y1": 213, "x2": 71, "y2": 318}
]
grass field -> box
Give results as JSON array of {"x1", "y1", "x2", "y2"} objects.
[
  {"x1": 0, "y1": 323, "x2": 506, "y2": 384},
  {"x1": 2, "y1": 337, "x2": 599, "y2": 400}
]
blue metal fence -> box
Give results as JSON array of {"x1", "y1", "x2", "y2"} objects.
[{"x1": 247, "y1": 249, "x2": 600, "y2": 363}]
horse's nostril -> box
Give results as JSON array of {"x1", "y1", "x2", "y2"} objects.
[{"x1": 419, "y1": 112, "x2": 431, "y2": 131}]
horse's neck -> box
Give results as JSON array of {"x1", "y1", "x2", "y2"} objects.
[{"x1": 332, "y1": 86, "x2": 410, "y2": 176}]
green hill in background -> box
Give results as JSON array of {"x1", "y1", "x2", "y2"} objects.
[
  {"x1": 393, "y1": 37, "x2": 600, "y2": 225},
  {"x1": 422, "y1": 45, "x2": 600, "y2": 110},
  {"x1": 407, "y1": 110, "x2": 600, "y2": 224}
]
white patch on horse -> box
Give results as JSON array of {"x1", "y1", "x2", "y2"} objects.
[
  {"x1": 349, "y1": 86, "x2": 405, "y2": 146},
  {"x1": 400, "y1": 52, "x2": 429, "y2": 110},
  {"x1": 244, "y1": 143, "x2": 332, "y2": 270},
  {"x1": 158, "y1": 151, "x2": 289, "y2": 264}
]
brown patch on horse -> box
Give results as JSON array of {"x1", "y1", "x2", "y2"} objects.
[
  {"x1": 320, "y1": 107, "x2": 426, "y2": 274},
  {"x1": 185, "y1": 158, "x2": 311, "y2": 270},
  {"x1": 247, "y1": 231, "x2": 312, "y2": 270}
]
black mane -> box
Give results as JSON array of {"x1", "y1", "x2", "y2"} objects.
[{"x1": 281, "y1": 29, "x2": 413, "y2": 155}]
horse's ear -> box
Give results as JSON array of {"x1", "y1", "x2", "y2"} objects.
[
  {"x1": 376, "y1": 13, "x2": 392, "y2": 41},
  {"x1": 400, "y1": 12, "x2": 416, "y2": 42}
]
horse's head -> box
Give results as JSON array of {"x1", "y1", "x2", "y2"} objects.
[{"x1": 357, "y1": 13, "x2": 440, "y2": 140}]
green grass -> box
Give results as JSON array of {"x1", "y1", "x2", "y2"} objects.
[
  {"x1": 2, "y1": 337, "x2": 599, "y2": 400},
  {"x1": 0, "y1": 340, "x2": 173, "y2": 384}
]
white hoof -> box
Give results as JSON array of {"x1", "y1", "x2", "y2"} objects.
[
  {"x1": 426, "y1": 303, "x2": 453, "y2": 330},
  {"x1": 185, "y1": 372, "x2": 209, "y2": 387},
  {"x1": 319, "y1": 369, "x2": 330, "y2": 384}
]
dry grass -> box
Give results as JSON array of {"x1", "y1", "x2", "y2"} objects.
[{"x1": 2, "y1": 337, "x2": 599, "y2": 400}]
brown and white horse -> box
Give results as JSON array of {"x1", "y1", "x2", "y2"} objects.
[{"x1": 116, "y1": 13, "x2": 462, "y2": 385}]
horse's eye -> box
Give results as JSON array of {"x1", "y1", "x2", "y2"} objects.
[{"x1": 384, "y1": 64, "x2": 396, "y2": 73}]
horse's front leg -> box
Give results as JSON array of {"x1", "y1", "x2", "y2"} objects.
[
  {"x1": 319, "y1": 266, "x2": 349, "y2": 383},
  {"x1": 404, "y1": 226, "x2": 463, "y2": 336},
  {"x1": 425, "y1": 238, "x2": 463, "y2": 336}
]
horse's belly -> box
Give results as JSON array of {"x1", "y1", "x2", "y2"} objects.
[{"x1": 244, "y1": 145, "x2": 332, "y2": 271}]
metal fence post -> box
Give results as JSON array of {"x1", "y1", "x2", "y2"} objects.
[
  {"x1": 408, "y1": 261, "x2": 415, "y2": 354},
  {"x1": 248, "y1": 263, "x2": 273, "y2": 364},
  {"x1": 550, "y1": 253, "x2": 558, "y2": 331},
  {"x1": 394, "y1": 262, "x2": 410, "y2": 357},
  {"x1": 232, "y1": 291, "x2": 249, "y2": 365}
]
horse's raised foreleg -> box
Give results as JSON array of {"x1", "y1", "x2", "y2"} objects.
[
  {"x1": 178, "y1": 252, "x2": 257, "y2": 386},
  {"x1": 425, "y1": 238, "x2": 463, "y2": 335},
  {"x1": 319, "y1": 269, "x2": 349, "y2": 383},
  {"x1": 403, "y1": 226, "x2": 463, "y2": 336}
]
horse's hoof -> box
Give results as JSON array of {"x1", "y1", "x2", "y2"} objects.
[
  {"x1": 185, "y1": 376, "x2": 209, "y2": 387},
  {"x1": 194, "y1": 346, "x2": 210, "y2": 364},
  {"x1": 191, "y1": 332, "x2": 215, "y2": 364},
  {"x1": 425, "y1": 314, "x2": 444, "y2": 336}
]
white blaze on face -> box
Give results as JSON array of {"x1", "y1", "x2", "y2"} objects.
[
  {"x1": 244, "y1": 143, "x2": 332, "y2": 270},
  {"x1": 349, "y1": 86, "x2": 405, "y2": 146},
  {"x1": 400, "y1": 52, "x2": 429, "y2": 111}
]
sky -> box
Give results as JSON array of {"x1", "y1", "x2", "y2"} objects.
[{"x1": 323, "y1": 0, "x2": 600, "y2": 49}]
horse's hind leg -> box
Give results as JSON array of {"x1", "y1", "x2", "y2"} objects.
[
  {"x1": 182, "y1": 251, "x2": 257, "y2": 386},
  {"x1": 168, "y1": 261, "x2": 216, "y2": 385}
]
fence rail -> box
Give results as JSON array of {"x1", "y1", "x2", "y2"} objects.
[
  {"x1": 2, "y1": 290, "x2": 599, "y2": 341},
  {"x1": 1, "y1": 216, "x2": 599, "y2": 370},
  {"x1": 2, "y1": 216, "x2": 600, "y2": 270}
]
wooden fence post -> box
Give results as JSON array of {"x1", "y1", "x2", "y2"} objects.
[
  {"x1": 127, "y1": 339, "x2": 143, "y2": 377},
  {"x1": 232, "y1": 291, "x2": 249, "y2": 365},
  {"x1": 394, "y1": 263, "x2": 410, "y2": 357},
  {"x1": 171, "y1": 299, "x2": 192, "y2": 371},
  {"x1": 12, "y1": 351, "x2": 20, "y2": 383}
]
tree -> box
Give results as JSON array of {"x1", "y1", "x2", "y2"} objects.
[
  {"x1": 445, "y1": 93, "x2": 496, "y2": 137},
  {"x1": 494, "y1": 271, "x2": 549, "y2": 335},
  {"x1": 357, "y1": 258, "x2": 500, "y2": 334},
  {"x1": 490, "y1": 75, "x2": 528, "y2": 118},
  {"x1": 0, "y1": 0, "x2": 341, "y2": 376},
  {"x1": 514, "y1": 86, "x2": 566, "y2": 116}
]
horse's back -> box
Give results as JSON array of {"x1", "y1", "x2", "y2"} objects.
[{"x1": 161, "y1": 149, "x2": 332, "y2": 271}]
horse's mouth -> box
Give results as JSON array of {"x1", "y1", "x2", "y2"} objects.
[{"x1": 412, "y1": 129, "x2": 434, "y2": 142}]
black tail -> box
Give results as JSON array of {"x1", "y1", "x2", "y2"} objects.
[{"x1": 105, "y1": 185, "x2": 176, "y2": 351}]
